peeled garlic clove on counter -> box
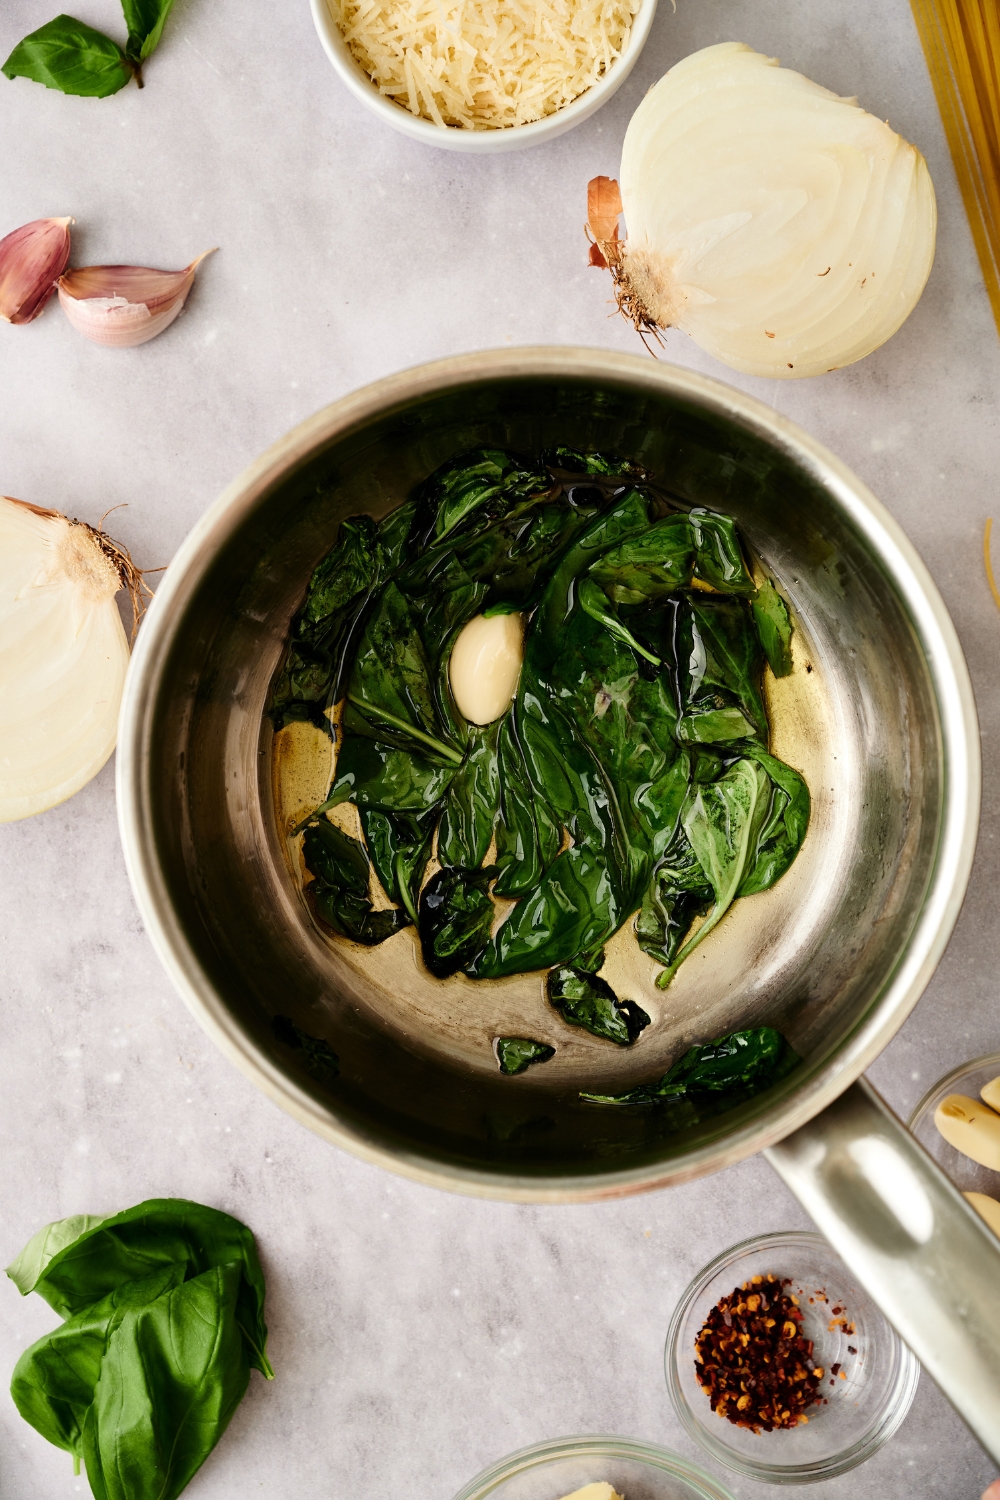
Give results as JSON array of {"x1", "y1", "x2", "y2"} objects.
[
  {"x1": 964, "y1": 1192, "x2": 1000, "y2": 1238},
  {"x1": 589, "y1": 42, "x2": 936, "y2": 379},
  {"x1": 0, "y1": 497, "x2": 138, "y2": 821},
  {"x1": 450, "y1": 611, "x2": 523, "y2": 725},
  {"x1": 934, "y1": 1094, "x2": 1000, "y2": 1170},
  {"x1": 0, "y1": 216, "x2": 73, "y2": 324},
  {"x1": 57, "y1": 250, "x2": 214, "y2": 347}
]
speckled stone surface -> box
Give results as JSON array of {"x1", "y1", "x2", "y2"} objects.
[{"x1": 1, "y1": 0, "x2": 999, "y2": 1497}]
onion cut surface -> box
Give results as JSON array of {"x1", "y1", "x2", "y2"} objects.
[
  {"x1": 0, "y1": 498, "x2": 130, "y2": 822},
  {"x1": 601, "y1": 42, "x2": 937, "y2": 378}
]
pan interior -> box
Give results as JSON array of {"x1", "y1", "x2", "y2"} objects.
[{"x1": 145, "y1": 371, "x2": 943, "y2": 1185}]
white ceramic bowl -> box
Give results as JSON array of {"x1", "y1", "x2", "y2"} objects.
[{"x1": 309, "y1": 0, "x2": 658, "y2": 152}]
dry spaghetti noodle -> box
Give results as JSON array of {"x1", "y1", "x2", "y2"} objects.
[{"x1": 911, "y1": 0, "x2": 1000, "y2": 332}]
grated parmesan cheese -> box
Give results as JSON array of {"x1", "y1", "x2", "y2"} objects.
[{"x1": 330, "y1": 0, "x2": 641, "y2": 130}]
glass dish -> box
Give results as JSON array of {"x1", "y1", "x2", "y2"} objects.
[
  {"x1": 451, "y1": 1435, "x2": 737, "y2": 1500},
  {"x1": 665, "y1": 1230, "x2": 919, "y2": 1484},
  {"x1": 909, "y1": 1052, "x2": 1000, "y2": 1205}
]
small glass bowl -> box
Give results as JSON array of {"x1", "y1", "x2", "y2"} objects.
[
  {"x1": 451, "y1": 1435, "x2": 737, "y2": 1500},
  {"x1": 665, "y1": 1231, "x2": 919, "y2": 1485},
  {"x1": 909, "y1": 1052, "x2": 1000, "y2": 1203}
]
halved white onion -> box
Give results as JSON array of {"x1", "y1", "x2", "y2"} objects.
[
  {"x1": 593, "y1": 42, "x2": 937, "y2": 379},
  {"x1": 0, "y1": 497, "x2": 132, "y2": 821}
]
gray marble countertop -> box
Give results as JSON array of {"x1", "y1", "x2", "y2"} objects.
[{"x1": 2, "y1": 0, "x2": 999, "y2": 1496}]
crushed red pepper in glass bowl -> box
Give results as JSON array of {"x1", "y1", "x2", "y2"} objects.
[
  {"x1": 665, "y1": 1231, "x2": 919, "y2": 1482},
  {"x1": 694, "y1": 1273, "x2": 829, "y2": 1431}
]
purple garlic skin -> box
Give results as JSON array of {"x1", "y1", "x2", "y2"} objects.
[{"x1": 0, "y1": 217, "x2": 73, "y2": 324}]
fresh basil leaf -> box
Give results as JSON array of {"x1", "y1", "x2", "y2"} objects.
[
  {"x1": 548, "y1": 966, "x2": 650, "y2": 1045},
  {"x1": 11, "y1": 1267, "x2": 185, "y2": 1462},
  {"x1": 438, "y1": 720, "x2": 501, "y2": 868},
  {"x1": 418, "y1": 866, "x2": 496, "y2": 978},
  {"x1": 82, "y1": 1264, "x2": 249, "y2": 1500},
  {"x1": 752, "y1": 576, "x2": 794, "y2": 677},
  {"x1": 656, "y1": 758, "x2": 768, "y2": 987},
  {"x1": 582, "y1": 1026, "x2": 799, "y2": 1108},
  {"x1": 3, "y1": 16, "x2": 131, "y2": 97},
  {"x1": 271, "y1": 1016, "x2": 340, "y2": 1088},
  {"x1": 496, "y1": 1037, "x2": 555, "y2": 1074},
  {"x1": 303, "y1": 819, "x2": 408, "y2": 944},
  {"x1": 120, "y1": 0, "x2": 175, "y2": 60},
  {"x1": 7, "y1": 1215, "x2": 109, "y2": 1297},
  {"x1": 6, "y1": 1200, "x2": 272, "y2": 1380}
]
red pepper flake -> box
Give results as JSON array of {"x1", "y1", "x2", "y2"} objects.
[{"x1": 693, "y1": 1274, "x2": 823, "y2": 1433}]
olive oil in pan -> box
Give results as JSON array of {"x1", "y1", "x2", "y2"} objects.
[{"x1": 270, "y1": 557, "x2": 846, "y2": 1089}]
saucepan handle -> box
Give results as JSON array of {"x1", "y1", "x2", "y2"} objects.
[{"x1": 766, "y1": 1076, "x2": 1000, "y2": 1463}]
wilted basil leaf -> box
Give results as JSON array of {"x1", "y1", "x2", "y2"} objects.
[
  {"x1": 2, "y1": 16, "x2": 131, "y2": 97},
  {"x1": 419, "y1": 866, "x2": 496, "y2": 978},
  {"x1": 496, "y1": 1037, "x2": 556, "y2": 1074},
  {"x1": 303, "y1": 818, "x2": 408, "y2": 945},
  {"x1": 752, "y1": 576, "x2": 794, "y2": 677},
  {"x1": 548, "y1": 966, "x2": 650, "y2": 1045},
  {"x1": 438, "y1": 720, "x2": 501, "y2": 868},
  {"x1": 271, "y1": 1015, "x2": 340, "y2": 1088},
  {"x1": 582, "y1": 1025, "x2": 799, "y2": 1108},
  {"x1": 411, "y1": 448, "x2": 548, "y2": 550}
]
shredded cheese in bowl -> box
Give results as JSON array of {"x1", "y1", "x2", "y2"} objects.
[{"x1": 330, "y1": 0, "x2": 642, "y2": 130}]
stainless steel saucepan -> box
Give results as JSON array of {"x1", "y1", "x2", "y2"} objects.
[{"x1": 117, "y1": 349, "x2": 1000, "y2": 1458}]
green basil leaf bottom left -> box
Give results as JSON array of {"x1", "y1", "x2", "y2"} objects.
[
  {"x1": 6, "y1": 1198, "x2": 272, "y2": 1378},
  {"x1": 82, "y1": 1264, "x2": 249, "y2": 1500},
  {"x1": 6, "y1": 1200, "x2": 272, "y2": 1500}
]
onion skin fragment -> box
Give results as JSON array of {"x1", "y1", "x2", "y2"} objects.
[
  {"x1": 588, "y1": 42, "x2": 937, "y2": 379},
  {"x1": 57, "y1": 249, "x2": 215, "y2": 347},
  {"x1": 0, "y1": 497, "x2": 136, "y2": 822},
  {"x1": 0, "y1": 217, "x2": 73, "y2": 324}
]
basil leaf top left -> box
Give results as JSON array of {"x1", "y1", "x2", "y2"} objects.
[
  {"x1": 5, "y1": 1198, "x2": 272, "y2": 1378},
  {"x1": 2, "y1": 16, "x2": 131, "y2": 97}
]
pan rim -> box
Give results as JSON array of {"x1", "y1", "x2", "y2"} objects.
[{"x1": 116, "y1": 346, "x2": 981, "y2": 1202}]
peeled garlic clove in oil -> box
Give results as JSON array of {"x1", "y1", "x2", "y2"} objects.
[
  {"x1": 57, "y1": 249, "x2": 215, "y2": 347},
  {"x1": 0, "y1": 216, "x2": 73, "y2": 324},
  {"x1": 0, "y1": 496, "x2": 142, "y2": 821}
]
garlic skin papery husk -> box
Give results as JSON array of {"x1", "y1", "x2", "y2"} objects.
[
  {"x1": 0, "y1": 217, "x2": 73, "y2": 324},
  {"x1": 57, "y1": 250, "x2": 214, "y2": 347},
  {"x1": 0, "y1": 497, "x2": 136, "y2": 822},
  {"x1": 588, "y1": 43, "x2": 937, "y2": 379}
]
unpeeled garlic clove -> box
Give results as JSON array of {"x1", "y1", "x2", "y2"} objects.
[
  {"x1": 0, "y1": 217, "x2": 73, "y2": 324},
  {"x1": 57, "y1": 249, "x2": 215, "y2": 347}
]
